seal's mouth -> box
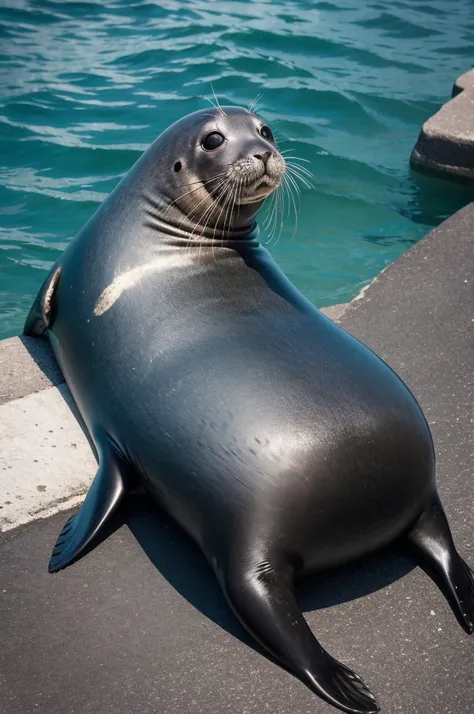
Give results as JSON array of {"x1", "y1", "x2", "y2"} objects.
[
  {"x1": 239, "y1": 175, "x2": 280, "y2": 204},
  {"x1": 225, "y1": 152, "x2": 286, "y2": 206}
]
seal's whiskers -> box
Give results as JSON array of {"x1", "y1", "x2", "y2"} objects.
[
  {"x1": 210, "y1": 177, "x2": 236, "y2": 261},
  {"x1": 221, "y1": 178, "x2": 242, "y2": 252},
  {"x1": 280, "y1": 150, "x2": 311, "y2": 162},
  {"x1": 281, "y1": 164, "x2": 314, "y2": 188},
  {"x1": 184, "y1": 175, "x2": 234, "y2": 252},
  {"x1": 248, "y1": 93, "x2": 263, "y2": 114},
  {"x1": 143, "y1": 174, "x2": 228, "y2": 227},
  {"x1": 178, "y1": 176, "x2": 230, "y2": 237},
  {"x1": 204, "y1": 84, "x2": 227, "y2": 117},
  {"x1": 282, "y1": 173, "x2": 300, "y2": 241}
]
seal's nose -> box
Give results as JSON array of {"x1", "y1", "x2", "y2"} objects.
[{"x1": 254, "y1": 151, "x2": 272, "y2": 168}]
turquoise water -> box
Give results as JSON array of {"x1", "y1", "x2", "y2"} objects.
[{"x1": 0, "y1": 0, "x2": 472, "y2": 340}]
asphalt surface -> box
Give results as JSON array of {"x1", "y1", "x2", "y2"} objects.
[{"x1": 1, "y1": 204, "x2": 473, "y2": 714}]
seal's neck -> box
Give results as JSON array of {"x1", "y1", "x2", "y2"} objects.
[{"x1": 140, "y1": 191, "x2": 261, "y2": 247}]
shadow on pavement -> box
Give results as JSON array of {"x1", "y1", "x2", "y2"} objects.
[
  {"x1": 73, "y1": 493, "x2": 415, "y2": 660},
  {"x1": 19, "y1": 335, "x2": 64, "y2": 386}
]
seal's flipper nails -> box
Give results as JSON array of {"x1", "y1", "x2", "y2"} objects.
[
  {"x1": 407, "y1": 493, "x2": 474, "y2": 635},
  {"x1": 222, "y1": 557, "x2": 379, "y2": 713},
  {"x1": 48, "y1": 435, "x2": 133, "y2": 573},
  {"x1": 24, "y1": 265, "x2": 61, "y2": 336}
]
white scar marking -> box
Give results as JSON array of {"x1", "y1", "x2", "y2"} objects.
[
  {"x1": 93, "y1": 255, "x2": 192, "y2": 316},
  {"x1": 43, "y1": 268, "x2": 60, "y2": 320}
]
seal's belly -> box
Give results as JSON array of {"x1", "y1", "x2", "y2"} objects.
[
  {"x1": 52, "y1": 301, "x2": 434, "y2": 568},
  {"x1": 134, "y1": 386, "x2": 432, "y2": 570},
  {"x1": 114, "y1": 331, "x2": 434, "y2": 567}
]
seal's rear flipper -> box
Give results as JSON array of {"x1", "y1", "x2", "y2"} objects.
[
  {"x1": 24, "y1": 266, "x2": 61, "y2": 336},
  {"x1": 407, "y1": 493, "x2": 474, "y2": 635},
  {"x1": 49, "y1": 435, "x2": 133, "y2": 573},
  {"x1": 221, "y1": 555, "x2": 379, "y2": 714}
]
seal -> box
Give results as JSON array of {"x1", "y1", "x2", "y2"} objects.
[{"x1": 24, "y1": 106, "x2": 474, "y2": 714}]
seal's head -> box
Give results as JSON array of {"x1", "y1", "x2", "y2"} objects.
[{"x1": 141, "y1": 106, "x2": 286, "y2": 240}]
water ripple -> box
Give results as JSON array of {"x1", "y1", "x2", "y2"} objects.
[{"x1": 0, "y1": 0, "x2": 472, "y2": 338}]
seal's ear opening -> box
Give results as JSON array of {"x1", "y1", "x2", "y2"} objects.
[{"x1": 174, "y1": 161, "x2": 182, "y2": 172}]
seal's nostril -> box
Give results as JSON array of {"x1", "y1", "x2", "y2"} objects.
[{"x1": 254, "y1": 151, "x2": 272, "y2": 167}]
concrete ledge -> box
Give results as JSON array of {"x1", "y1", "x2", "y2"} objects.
[
  {"x1": 452, "y1": 68, "x2": 474, "y2": 97},
  {"x1": 0, "y1": 384, "x2": 96, "y2": 531},
  {"x1": 410, "y1": 69, "x2": 474, "y2": 181}
]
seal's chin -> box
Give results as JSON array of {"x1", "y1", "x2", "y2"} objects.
[{"x1": 238, "y1": 177, "x2": 280, "y2": 205}]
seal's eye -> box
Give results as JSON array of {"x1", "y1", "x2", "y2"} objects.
[
  {"x1": 260, "y1": 125, "x2": 274, "y2": 142},
  {"x1": 202, "y1": 132, "x2": 225, "y2": 151}
]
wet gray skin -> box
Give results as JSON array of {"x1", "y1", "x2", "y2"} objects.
[{"x1": 25, "y1": 106, "x2": 474, "y2": 714}]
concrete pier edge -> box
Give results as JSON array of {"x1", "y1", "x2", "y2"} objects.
[{"x1": 410, "y1": 68, "x2": 474, "y2": 182}]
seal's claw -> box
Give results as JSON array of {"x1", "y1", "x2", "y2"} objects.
[
  {"x1": 451, "y1": 559, "x2": 474, "y2": 635},
  {"x1": 48, "y1": 516, "x2": 77, "y2": 572},
  {"x1": 302, "y1": 659, "x2": 379, "y2": 714}
]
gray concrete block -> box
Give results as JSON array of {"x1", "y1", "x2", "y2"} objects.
[
  {"x1": 452, "y1": 67, "x2": 474, "y2": 97},
  {"x1": 411, "y1": 70, "x2": 474, "y2": 181}
]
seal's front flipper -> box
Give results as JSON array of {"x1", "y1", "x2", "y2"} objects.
[
  {"x1": 407, "y1": 493, "x2": 474, "y2": 634},
  {"x1": 24, "y1": 266, "x2": 61, "y2": 336},
  {"x1": 49, "y1": 435, "x2": 133, "y2": 573},
  {"x1": 221, "y1": 555, "x2": 379, "y2": 714}
]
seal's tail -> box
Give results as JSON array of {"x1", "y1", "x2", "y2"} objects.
[
  {"x1": 48, "y1": 433, "x2": 133, "y2": 573},
  {"x1": 220, "y1": 554, "x2": 379, "y2": 714}
]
